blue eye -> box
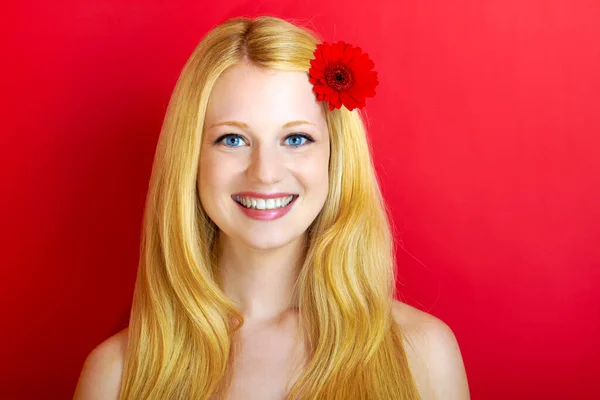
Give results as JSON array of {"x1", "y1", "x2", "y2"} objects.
[
  {"x1": 214, "y1": 133, "x2": 314, "y2": 148},
  {"x1": 223, "y1": 135, "x2": 243, "y2": 147},
  {"x1": 285, "y1": 133, "x2": 313, "y2": 147}
]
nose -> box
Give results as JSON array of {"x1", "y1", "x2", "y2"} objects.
[{"x1": 246, "y1": 144, "x2": 284, "y2": 184}]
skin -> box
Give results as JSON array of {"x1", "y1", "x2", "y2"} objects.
[
  {"x1": 73, "y1": 62, "x2": 470, "y2": 400},
  {"x1": 198, "y1": 63, "x2": 331, "y2": 398},
  {"x1": 198, "y1": 62, "x2": 330, "y2": 324}
]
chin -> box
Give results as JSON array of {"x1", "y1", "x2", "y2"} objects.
[{"x1": 239, "y1": 229, "x2": 304, "y2": 250}]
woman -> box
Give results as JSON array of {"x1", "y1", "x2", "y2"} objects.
[{"x1": 74, "y1": 15, "x2": 469, "y2": 400}]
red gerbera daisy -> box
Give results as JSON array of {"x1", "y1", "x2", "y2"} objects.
[{"x1": 308, "y1": 41, "x2": 379, "y2": 111}]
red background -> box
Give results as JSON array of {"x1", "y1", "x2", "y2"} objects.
[{"x1": 2, "y1": 1, "x2": 599, "y2": 399}]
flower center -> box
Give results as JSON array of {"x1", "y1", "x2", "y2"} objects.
[{"x1": 324, "y1": 63, "x2": 354, "y2": 92}]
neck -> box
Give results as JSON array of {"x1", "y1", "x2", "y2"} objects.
[{"x1": 217, "y1": 231, "x2": 308, "y2": 323}]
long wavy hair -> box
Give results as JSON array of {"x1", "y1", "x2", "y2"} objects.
[{"x1": 119, "y1": 15, "x2": 420, "y2": 400}]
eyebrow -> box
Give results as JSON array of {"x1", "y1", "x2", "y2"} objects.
[{"x1": 207, "y1": 120, "x2": 316, "y2": 129}]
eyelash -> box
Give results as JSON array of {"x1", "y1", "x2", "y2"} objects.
[{"x1": 213, "y1": 133, "x2": 315, "y2": 148}]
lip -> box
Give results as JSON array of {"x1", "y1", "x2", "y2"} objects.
[
  {"x1": 231, "y1": 192, "x2": 298, "y2": 199},
  {"x1": 232, "y1": 195, "x2": 298, "y2": 221}
]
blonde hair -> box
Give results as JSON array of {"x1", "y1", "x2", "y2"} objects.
[{"x1": 119, "y1": 15, "x2": 420, "y2": 399}]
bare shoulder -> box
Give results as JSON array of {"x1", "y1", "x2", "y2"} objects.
[
  {"x1": 392, "y1": 300, "x2": 470, "y2": 400},
  {"x1": 73, "y1": 327, "x2": 129, "y2": 400}
]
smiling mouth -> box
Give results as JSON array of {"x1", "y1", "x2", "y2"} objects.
[{"x1": 233, "y1": 195, "x2": 299, "y2": 210}]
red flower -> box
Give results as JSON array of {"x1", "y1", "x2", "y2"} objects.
[{"x1": 308, "y1": 41, "x2": 379, "y2": 111}]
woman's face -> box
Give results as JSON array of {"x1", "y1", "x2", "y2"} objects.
[{"x1": 198, "y1": 63, "x2": 330, "y2": 250}]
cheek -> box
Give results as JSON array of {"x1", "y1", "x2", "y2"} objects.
[
  {"x1": 295, "y1": 151, "x2": 330, "y2": 190},
  {"x1": 198, "y1": 155, "x2": 236, "y2": 215},
  {"x1": 198, "y1": 152, "x2": 235, "y2": 189}
]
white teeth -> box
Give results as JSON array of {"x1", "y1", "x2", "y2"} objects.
[{"x1": 234, "y1": 195, "x2": 294, "y2": 210}]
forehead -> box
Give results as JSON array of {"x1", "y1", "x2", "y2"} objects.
[{"x1": 205, "y1": 63, "x2": 326, "y2": 128}]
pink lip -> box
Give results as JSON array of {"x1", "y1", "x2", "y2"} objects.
[
  {"x1": 232, "y1": 195, "x2": 298, "y2": 221},
  {"x1": 232, "y1": 191, "x2": 297, "y2": 199}
]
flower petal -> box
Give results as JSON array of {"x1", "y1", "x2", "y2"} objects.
[
  {"x1": 330, "y1": 91, "x2": 342, "y2": 109},
  {"x1": 322, "y1": 42, "x2": 332, "y2": 63},
  {"x1": 341, "y1": 44, "x2": 356, "y2": 64},
  {"x1": 309, "y1": 67, "x2": 324, "y2": 80},
  {"x1": 332, "y1": 41, "x2": 346, "y2": 62},
  {"x1": 310, "y1": 58, "x2": 324, "y2": 72},
  {"x1": 313, "y1": 84, "x2": 331, "y2": 95},
  {"x1": 340, "y1": 91, "x2": 362, "y2": 110},
  {"x1": 347, "y1": 81, "x2": 377, "y2": 98}
]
